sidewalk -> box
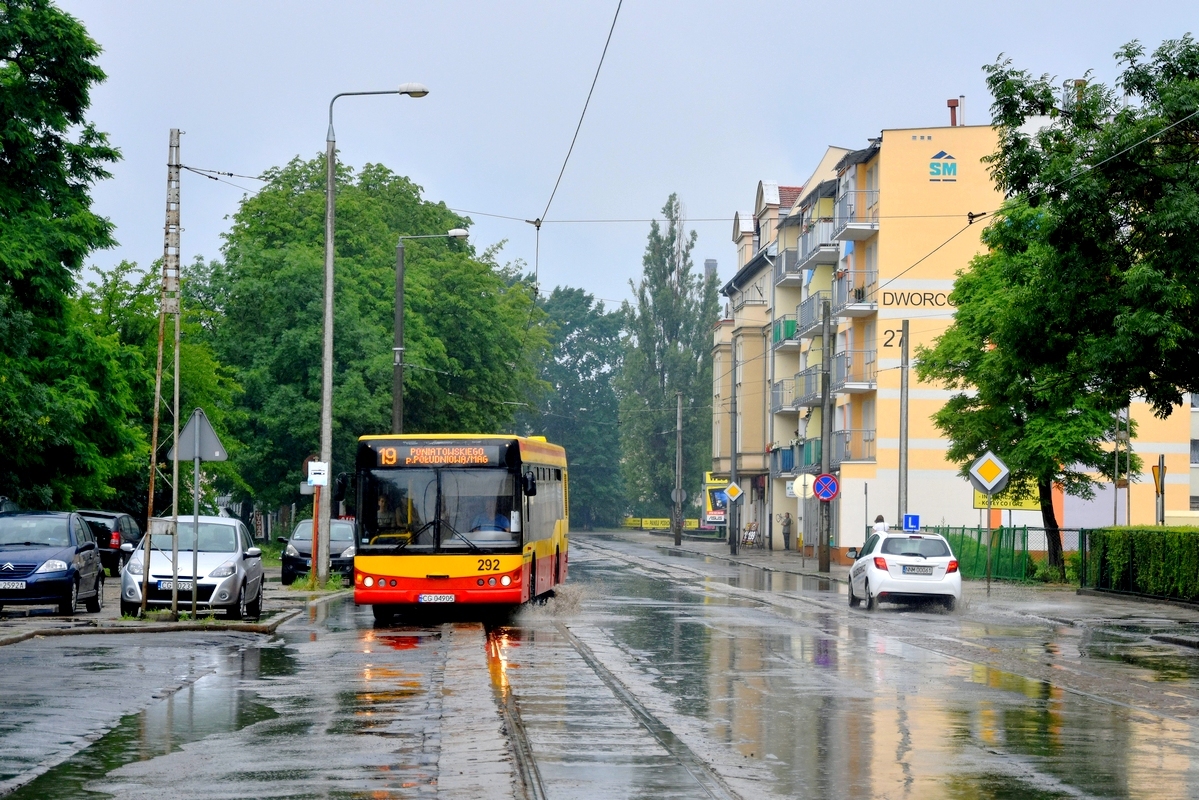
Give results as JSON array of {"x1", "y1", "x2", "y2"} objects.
[{"x1": 610, "y1": 529, "x2": 852, "y2": 584}]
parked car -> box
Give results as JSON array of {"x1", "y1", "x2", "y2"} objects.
[
  {"x1": 0, "y1": 497, "x2": 18, "y2": 513},
  {"x1": 278, "y1": 519, "x2": 356, "y2": 585},
  {"x1": 847, "y1": 530, "x2": 961, "y2": 611},
  {"x1": 0, "y1": 511, "x2": 105, "y2": 616},
  {"x1": 120, "y1": 515, "x2": 263, "y2": 619},
  {"x1": 77, "y1": 509, "x2": 142, "y2": 577}
]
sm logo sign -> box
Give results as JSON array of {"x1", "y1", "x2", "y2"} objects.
[{"x1": 929, "y1": 151, "x2": 957, "y2": 182}]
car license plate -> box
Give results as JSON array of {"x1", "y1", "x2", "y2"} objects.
[
  {"x1": 902, "y1": 566, "x2": 934, "y2": 575},
  {"x1": 0, "y1": 580, "x2": 26, "y2": 590},
  {"x1": 157, "y1": 580, "x2": 194, "y2": 591},
  {"x1": 418, "y1": 593, "x2": 455, "y2": 603},
  {"x1": 305, "y1": 559, "x2": 311, "y2": 567}
]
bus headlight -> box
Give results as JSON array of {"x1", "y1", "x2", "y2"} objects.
[
  {"x1": 364, "y1": 576, "x2": 374, "y2": 587},
  {"x1": 500, "y1": 575, "x2": 511, "y2": 586}
]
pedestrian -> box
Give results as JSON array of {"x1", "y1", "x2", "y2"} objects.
[
  {"x1": 780, "y1": 512, "x2": 792, "y2": 551},
  {"x1": 872, "y1": 514, "x2": 888, "y2": 535}
]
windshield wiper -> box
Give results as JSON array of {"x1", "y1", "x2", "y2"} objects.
[
  {"x1": 390, "y1": 521, "x2": 435, "y2": 552},
  {"x1": 0, "y1": 541, "x2": 51, "y2": 547},
  {"x1": 440, "y1": 521, "x2": 481, "y2": 553},
  {"x1": 900, "y1": 552, "x2": 928, "y2": 559}
]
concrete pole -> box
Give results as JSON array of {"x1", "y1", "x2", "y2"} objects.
[
  {"x1": 898, "y1": 319, "x2": 910, "y2": 524},
  {"x1": 819, "y1": 300, "x2": 832, "y2": 573},
  {"x1": 169, "y1": 282, "x2": 181, "y2": 617},
  {"x1": 674, "y1": 391, "x2": 683, "y2": 547},
  {"x1": 393, "y1": 240, "x2": 406, "y2": 434},
  {"x1": 317, "y1": 113, "x2": 337, "y2": 587},
  {"x1": 191, "y1": 415, "x2": 200, "y2": 616}
]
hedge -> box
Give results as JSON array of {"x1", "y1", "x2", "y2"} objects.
[{"x1": 1085, "y1": 527, "x2": 1199, "y2": 600}]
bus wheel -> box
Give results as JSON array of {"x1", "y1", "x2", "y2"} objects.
[{"x1": 372, "y1": 605, "x2": 394, "y2": 625}]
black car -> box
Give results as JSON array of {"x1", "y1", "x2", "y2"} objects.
[
  {"x1": 78, "y1": 509, "x2": 142, "y2": 576},
  {"x1": 278, "y1": 519, "x2": 356, "y2": 585},
  {"x1": 0, "y1": 511, "x2": 104, "y2": 615}
]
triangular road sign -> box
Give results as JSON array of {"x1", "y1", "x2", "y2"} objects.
[{"x1": 167, "y1": 408, "x2": 228, "y2": 462}]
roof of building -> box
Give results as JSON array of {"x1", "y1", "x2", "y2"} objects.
[
  {"x1": 834, "y1": 140, "x2": 881, "y2": 173},
  {"x1": 778, "y1": 185, "x2": 803, "y2": 208},
  {"x1": 732, "y1": 211, "x2": 754, "y2": 241},
  {"x1": 721, "y1": 242, "x2": 775, "y2": 296}
]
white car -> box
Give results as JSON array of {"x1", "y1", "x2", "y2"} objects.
[
  {"x1": 119, "y1": 515, "x2": 264, "y2": 618},
  {"x1": 847, "y1": 531, "x2": 961, "y2": 611}
]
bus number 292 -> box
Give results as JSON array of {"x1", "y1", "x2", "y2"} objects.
[{"x1": 477, "y1": 559, "x2": 502, "y2": 572}]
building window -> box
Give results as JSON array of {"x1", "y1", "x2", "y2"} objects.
[
  {"x1": 1192, "y1": 439, "x2": 1199, "y2": 464},
  {"x1": 1192, "y1": 496, "x2": 1199, "y2": 511}
]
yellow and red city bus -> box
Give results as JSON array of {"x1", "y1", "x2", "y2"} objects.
[{"x1": 353, "y1": 434, "x2": 568, "y2": 621}]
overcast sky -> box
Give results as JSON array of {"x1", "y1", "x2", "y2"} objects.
[{"x1": 61, "y1": 1, "x2": 1191, "y2": 306}]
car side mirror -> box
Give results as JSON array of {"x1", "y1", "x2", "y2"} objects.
[
  {"x1": 245, "y1": 547, "x2": 262, "y2": 558},
  {"x1": 79, "y1": 541, "x2": 96, "y2": 552},
  {"x1": 846, "y1": 548, "x2": 859, "y2": 560},
  {"x1": 522, "y1": 472, "x2": 537, "y2": 497},
  {"x1": 120, "y1": 542, "x2": 134, "y2": 553},
  {"x1": 276, "y1": 536, "x2": 290, "y2": 545}
]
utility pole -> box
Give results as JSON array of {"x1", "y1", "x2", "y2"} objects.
[
  {"x1": 674, "y1": 391, "x2": 683, "y2": 547},
  {"x1": 729, "y1": 338, "x2": 739, "y2": 556},
  {"x1": 819, "y1": 300, "x2": 832, "y2": 573},
  {"x1": 392, "y1": 239, "x2": 406, "y2": 433},
  {"x1": 143, "y1": 129, "x2": 181, "y2": 616},
  {"x1": 898, "y1": 319, "x2": 910, "y2": 524}
]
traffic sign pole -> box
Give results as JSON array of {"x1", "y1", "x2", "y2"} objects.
[{"x1": 985, "y1": 490, "x2": 993, "y2": 596}]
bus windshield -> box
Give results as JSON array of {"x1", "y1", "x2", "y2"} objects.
[{"x1": 361, "y1": 467, "x2": 518, "y2": 552}]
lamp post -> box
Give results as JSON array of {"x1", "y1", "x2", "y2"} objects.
[
  {"x1": 393, "y1": 229, "x2": 468, "y2": 434},
  {"x1": 319, "y1": 83, "x2": 428, "y2": 585}
]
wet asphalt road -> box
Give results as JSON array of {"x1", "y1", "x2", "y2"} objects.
[{"x1": 3, "y1": 531, "x2": 1199, "y2": 799}]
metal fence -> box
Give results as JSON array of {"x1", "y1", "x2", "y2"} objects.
[{"x1": 920, "y1": 526, "x2": 1081, "y2": 581}]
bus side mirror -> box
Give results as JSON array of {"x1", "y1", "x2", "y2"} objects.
[
  {"x1": 333, "y1": 472, "x2": 349, "y2": 503},
  {"x1": 522, "y1": 472, "x2": 538, "y2": 497}
]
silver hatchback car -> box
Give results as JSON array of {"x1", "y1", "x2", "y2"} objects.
[{"x1": 119, "y1": 516, "x2": 264, "y2": 618}]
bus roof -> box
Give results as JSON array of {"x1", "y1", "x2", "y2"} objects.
[{"x1": 357, "y1": 433, "x2": 566, "y2": 468}]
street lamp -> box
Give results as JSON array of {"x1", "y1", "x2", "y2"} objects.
[
  {"x1": 393, "y1": 228, "x2": 469, "y2": 434},
  {"x1": 318, "y1": 83, "x2": 428, "y2": 586}
]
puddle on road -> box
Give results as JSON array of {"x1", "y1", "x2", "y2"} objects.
[{"x1": 8, "y1": 683, "x2": 278, "y2": 799}]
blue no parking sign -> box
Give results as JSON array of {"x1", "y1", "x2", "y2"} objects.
[{"x1": 813, "y1": 473, "x2": 839, "y2": 501}]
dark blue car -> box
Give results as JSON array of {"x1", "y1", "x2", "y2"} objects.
[{"x1": 0, "y1": 512, "x2": 104, "y2": 616}]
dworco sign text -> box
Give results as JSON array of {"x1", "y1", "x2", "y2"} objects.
[{"x1": 881, "y1": 291, "x2": 953, "y2": 307}]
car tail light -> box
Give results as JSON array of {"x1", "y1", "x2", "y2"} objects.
[
  {"x1": 110, "y1": 531, "x2": 121, "y2": 548},
  {"x1": 947, "y1": 560, "x2": 959, "y2": 574},
  {"x1": 873, "y1": 557, "x2": 887, "y2": 570}
]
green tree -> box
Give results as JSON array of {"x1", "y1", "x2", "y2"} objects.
[
  {"x1": 0, "y1": 0, "x2": 139, "y2": 508},
  {"x1": 212, "y1": 156, "x2": 547, "y2": 509},
  {"x1": 618, "y1": 194, "x2": 719, "y2": 517},
  {"x1": 917, "y1": 203, "x2": 1137, "y2": 576},
  {"x1": 982, "y1": 37, "x2": 1199, "y2": 416},
  {"x1": 522, "y1": 287, "x2": 625, "y2": 528}
]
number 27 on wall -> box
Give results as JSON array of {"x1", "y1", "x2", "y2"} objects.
[{"x1": 882, "y1": 329, "x2": 905, "y2": 348}]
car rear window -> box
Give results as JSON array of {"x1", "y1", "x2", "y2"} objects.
[
  {"x1": 81, "y1": 515, "x2": 117, "y2": 531},
  {"x1": 0, "y1": 517, "x2": 70, "y2": 546},
  {"x1": 881, "y1": 536, "x2": 951, "y2": 558},
  {"x1": 291, "y1": 521, "x2": 354, "y2": 542}
]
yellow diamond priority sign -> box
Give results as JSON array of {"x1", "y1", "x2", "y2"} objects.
[
  {"x1": 969, "y1": 451, "x2": 1010, "y2": 494},
  {"x1": 724, "y1": 481, "x2": 744, "y2": 502}
]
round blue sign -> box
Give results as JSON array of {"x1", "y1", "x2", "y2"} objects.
[{"x1": 813, "y1": 473, "x2": 840, "y2": 501}]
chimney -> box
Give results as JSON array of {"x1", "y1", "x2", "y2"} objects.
[
  {"x1": 959, "y1": 95, "x2": 965, "y2": 126},
  {"x1": 947, "y1": 98, "x2": 959, "y2": 127},
  {"x1": 705, "y1": 258, "x2": 718, "y2": 281}
]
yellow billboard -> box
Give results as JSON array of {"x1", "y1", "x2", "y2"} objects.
[{"x1": 972, "y1": 480, "x2": 1041, "y2": 511}]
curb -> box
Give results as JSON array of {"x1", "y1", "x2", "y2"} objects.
[
  {"x1": 0, "y1": 589, "x2": 352, "y2": 648},
  {"x1": 657, "y1": 545, "x2": 850, "y2": 584},
  {"x1": 1075, "y1": 587, "x2": 1199, "y2": 612}
]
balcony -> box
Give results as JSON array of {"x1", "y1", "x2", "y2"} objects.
[
  {"x1": 731, "y1": 290, "x2": 768, "y2": 312},
  {"x1": 833, "y1": 270, "x2": 878, "y2": 317},
  {"x1": 774, "y1": 247, "x2": 802, "y2": 286},
  {"x1": 771, "y1": 378, "x2": 796, "y2": 413},
  {"x1": 770, "y1": 446, "x2": 796, "y2": 478},
  {"x1": 772, "y1": 314, "x2": 800, "y2": 351},
  {"x1": 794, "y1": 365, "x2": 822, "y2": 407},
  {"x1": 796, "y1": 290, "x2": 832, "y2": 338},
  {"x1": 830, "y1": 429, "x2": 876, "y2": 466},
  {"x1": 798, "y1": 438, "x2": 822, "y2": 474},
  {"x1": 797, "y1": 219, "x2": 839, "y2": 270},
  {"x1": 831, "y1": 349, "x2": 877, "y2": 393},
  {"x1": 833, "y1": 190, "x2": 879, "y2": 241}
]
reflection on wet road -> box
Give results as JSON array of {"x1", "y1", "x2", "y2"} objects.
[{"x1": 3, "y1": 532, "x2": 1199, "y2": 799}]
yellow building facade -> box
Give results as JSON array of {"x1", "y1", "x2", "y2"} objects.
[{"x1": 714, "y1": 121, "x2": 1194, "y2": 557}]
